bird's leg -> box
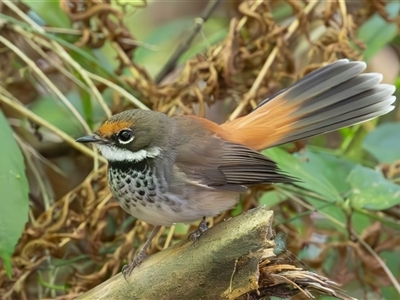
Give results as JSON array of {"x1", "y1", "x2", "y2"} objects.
[
  {"x1": 122, "y1": 225, "x2": 162, "y2": 280},
  {"x1": 188, "y1": 216, "x2": 209, "y2": 241}
]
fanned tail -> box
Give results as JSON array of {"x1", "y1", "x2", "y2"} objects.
[{"x1": 222, "y1": 59, "x2": 396, "y2": 150}]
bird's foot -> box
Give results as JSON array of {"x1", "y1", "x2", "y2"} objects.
[
  {"x1": 121, "y1": 225, "x2": 162, "y2": 281},
  {"x1": 122, "y1": 251, "x2": 148, "y2": 281},
  {"x1": 188, "y1": 216, "x2": 208, "y2": 241}
]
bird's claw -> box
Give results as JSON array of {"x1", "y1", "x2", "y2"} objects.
[
  {"x1": 188, "y1": 217, "x2": 208, "y2": 242},
  {"x1": 122, "y1": 252, "x2": 148, "y2": 281}
]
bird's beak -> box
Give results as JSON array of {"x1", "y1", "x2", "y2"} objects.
[{"x1": 76, "y1": 134, "x2": 107, "y2": 144}]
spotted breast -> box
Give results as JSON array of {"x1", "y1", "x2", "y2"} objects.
[{"x1": 107, "y1": 159, "x2": 190, "y2": 226}]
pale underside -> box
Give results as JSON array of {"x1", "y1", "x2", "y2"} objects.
[{"x1": 121, "y1": 189, "x2": 239, "y2": 226}]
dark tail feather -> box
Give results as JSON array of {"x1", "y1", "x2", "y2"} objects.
[{"x1": 223, "y1": 59, "x2": 396, "y2": 150}]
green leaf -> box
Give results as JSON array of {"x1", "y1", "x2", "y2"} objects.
[
  {"x1": 357, "y1": 2, "x2": 400, "y2": 60},
  {"x1": 347, "y1": 165, "x2": 400, "y2": 210},
  {"x1": 29, "y1": 91, "x2": 107, "y2": 137},
  {"x1": 263, "y1": 148, "x2": 346, "y2": 202},
  {"x1": 38, "y1": 273, "x2": 68, "y2": 291},
  {"x1": 0, "y1": 110, "x2": 29, "y2": 277},
  {"x1": 134, "y1": 18, "x2": 193, "y2": 76},
  {"x1": 303, "y1": 150, "x2": 356, "y2": 193},
  {"x1": 264, "y1": 148, "x2": 349, "y2": 225},
  {"x1": 317, "y1": 295, "x2": 342, "y2": 300},
  {"x1": 350, "y1": 210, "x2": 373, "y2": 234},
  {"x1": 259, "y1": 191, "x2": 285, "y2": 208},
  {"x1": 381, "y1": 250, "x2": 400, "y2": 299},
  {"x1": 78, "y1": 84, "x2": 94, "y2": 129},
  {"x1": 29, "y1": 94, "x2": 85, "y2": 137},
  {"x1": 231, "y1": 200, "x2": 243, "y2": 216},
  {"x1": 353, "y1": 207, "x2": 400, "y2": 231},
  {"x1": 23, "y1": 0, "x2": 71, "y2": 28},
  {"x1": 174, "y1": 223, "x2": 190, "y2": 235},
  {"x1": 271, "y1": 2, "x2": 293, "y2": 20},
  {"x1": 363, "y1": 123, "x2": 400, "y2": 163}
]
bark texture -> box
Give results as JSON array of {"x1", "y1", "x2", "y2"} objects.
[{"x1": 77, "y1": 206, "x2": 275, "y2": 300}]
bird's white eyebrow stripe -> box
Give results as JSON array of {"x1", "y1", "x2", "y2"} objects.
[{"x1": 95, "y1": 144, "x2": 161, "y2": 162}]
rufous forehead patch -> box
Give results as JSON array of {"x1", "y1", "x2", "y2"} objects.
[{"x1": 97, "y1": 121, "x2": 133, "y2": 137}]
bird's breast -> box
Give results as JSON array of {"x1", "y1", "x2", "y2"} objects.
[
  {"x1": 108, "y1": 164, "x2": 165, "y2": 210},
  {"x1": 107, "y1": 163, "x2": 188, "y2": 225},
  {"x1": 106, "y1": 163, "x2": 240, "y2": 226}
]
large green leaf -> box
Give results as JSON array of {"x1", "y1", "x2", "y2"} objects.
[
  {"x1": 363, "y1": 123, "x2": 400, "y2": 163},
  {"x1": 263, "y1": 148, "x2": 349, "y2": 202},
  {"x1": 347, "y1": 165, "x2": 400, "y2": 210},
  {"x1": 0, "y1": 110, "x2": 29, "y2": 277},
  {"x1": 300, "y1": 149, "x2": 356, "y2": 193},
  {"x1": 263, "y1": 148, "x2": 348, "y2": 224}
]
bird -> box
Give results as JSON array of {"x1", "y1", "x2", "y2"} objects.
[{"x1": 76, "y1": 59, "x2": 396, "y2": 277}]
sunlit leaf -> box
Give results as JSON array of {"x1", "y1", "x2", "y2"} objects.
[{"x1": 0, "y1": 110, "x2": 29, "y2": 277}]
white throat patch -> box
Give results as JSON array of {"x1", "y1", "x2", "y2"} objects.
[{"x1": 96, "y1": 144, "x2": 161, "y2": 162}]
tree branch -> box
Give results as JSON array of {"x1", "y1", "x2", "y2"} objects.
[{"x1": 77, "y1": 207, "x2": 355, "y2": 300}]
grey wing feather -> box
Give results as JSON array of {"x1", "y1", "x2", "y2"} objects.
[
  {"x1": 215, "y1": 142, "x2": 294, "y2": 186},
  {"x1": 175, "y1": 136, "x2": 295, "y2": 193}
]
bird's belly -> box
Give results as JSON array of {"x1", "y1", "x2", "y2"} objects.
[{"x1": 107, "y1": 167, "x2": 239, "y2": 226}]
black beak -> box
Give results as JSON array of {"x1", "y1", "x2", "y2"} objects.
[{"x1": 76, "y1": 134, "x2": 105, "y2": 144}]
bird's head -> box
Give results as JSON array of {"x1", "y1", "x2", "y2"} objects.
[{"x1": 76, "y1": 109, "x2": 171, "y2": 163}]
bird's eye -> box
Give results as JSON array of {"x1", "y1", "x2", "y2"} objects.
[{"x1": 117, "y1": 129, "x2": 134, "y2": 144}]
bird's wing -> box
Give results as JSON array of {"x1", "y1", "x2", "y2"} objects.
[{"x1": 172, "y1": 116, "x2": 293, "y2": 192}]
